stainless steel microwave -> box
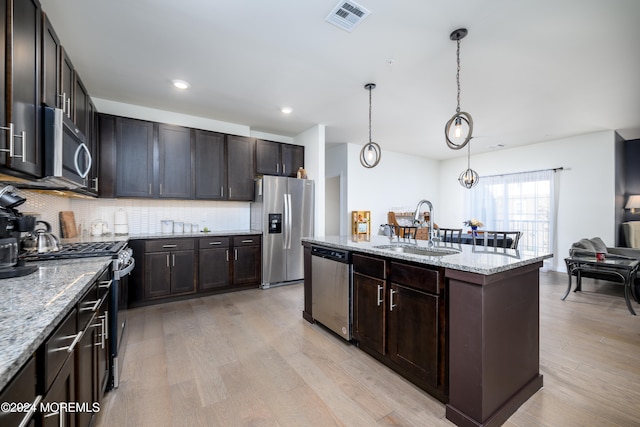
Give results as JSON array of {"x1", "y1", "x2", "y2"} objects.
[{"x1": 42, "y1": 107, "x2": 92, "y2": 189}]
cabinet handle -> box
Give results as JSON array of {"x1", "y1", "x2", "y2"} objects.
[
  {"x1": 92, "y1": 315, "x2": 106, "y2": 350},
  {"x1": 98, "y1": 279, "x2": 112, "y2": 290},
  {"x1": 59, "y1": 92, "x2": 66, "y2": 112},
  {"x1": 241, "y1": 239, "x2": 254, "y2": 243},
  {"x1": 66, "y1": 97, "x2": 71, "y2": 118},
  {"x1": 162, "y1": 244, "x2": 178, "y2": 248},
  {"x1": 80, "y1": 298, "x2": 102, "y2": 312},
  {"x1": 17, "y1": 394, "x2": 42, "y2": 427},
  {"x1": 282, "y1": 164, "x2": 286, "y2": 175},
  {"x1": 103, "y1": 311, "x2": 109, "y2": 340},
  {"x1": 93, "y1": 176, "x2": 99, "y2": 192},
  {"x1": 276, "y1": 163, "x2": 279, "y2": 174},
  {"x1": 209, "y1": 241, "x2": 222, "y2": 245},
  {"x1": 0, "y1": 123, "x2": 14, "y2": 155},
  {"x1": 389, "y1": 289, "x2": 397, "y2": 312},
  {"x1": 160, "y1": 183, "x2": 163, "y2": 195},
  {"x1": 221, "y1": 186, "x2": 224, "y2": 197},
  {"x1": 149, "y1": 183, "x2": 152, "y2": 195},
  {"x1": 166, "y1": 254, "x2": 170, "y2": 268},
  {"x1": 228, "y1": 187, "x2": 232, "y2": 198},
  {"x1": 377, "y1": 285, "x2": 383, "y2": 306},
  {"x1": 55, "y1": 331, "x2": 83, "y2": 353},
  {"x1": 172, "y1": 254, "x2": 175, "y2": 267},
  {"x1": 234, "y1": 249, "x2": 238, "y2": 260},
  {"x1": 226, "y1": 249, "x2": 229, "y2": 262},
  {"x1": 11, "y1": 131, "x2": 26, "y2": 162}
]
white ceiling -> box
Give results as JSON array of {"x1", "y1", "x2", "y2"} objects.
[{"x1": 39, "y1": 0, "x2": 640, "y2": 160}]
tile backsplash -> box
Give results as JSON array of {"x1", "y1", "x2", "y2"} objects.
[{"x1": 16, "y1": 190, "x2": 250, "y2": 237}]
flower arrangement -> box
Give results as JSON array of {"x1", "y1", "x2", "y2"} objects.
[{"x1": 463, "y1": 218, "x2": 484, "y2": 227}]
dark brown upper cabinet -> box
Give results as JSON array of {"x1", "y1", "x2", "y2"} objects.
[
  {"x1": 194, "y1": 129, "x2": 226, "y2": 200},
  {"x1": 255, "y1": 139, "x2": 304, "y2": 177},
  {"x1": 157, "y1": 123, "x2": 193, "y2": 199},
  {"x1": 227, "y1": 135, "x2": 255, "y2": 201},
  {"x1": 0, "y1": 0, "x2": 42, "y2": 177}
]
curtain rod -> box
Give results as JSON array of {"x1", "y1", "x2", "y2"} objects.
[{"x1": 480, "y1": 167, "x2": 564, "y2": 179}]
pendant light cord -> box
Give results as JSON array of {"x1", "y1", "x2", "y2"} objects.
[
  {"x1": 456, "y1": 38, "x2": 461, "y2": 114},
  {"x1": 368, "y1": 86, "x2": 373, "y2": 143}
]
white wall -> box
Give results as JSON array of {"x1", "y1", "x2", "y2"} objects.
[
  {"x1": 294, "y1": 125, "x2": 325, "y2": 237},
  {"x1": 326, "y1": 144, "x2": 348, "y2": 235},
  {"x1": 345, "y1": 143, "x2": 441, "y2": 235},
  {"x1": 439, "y1": 131, "x2": 616, "y2": 270}
]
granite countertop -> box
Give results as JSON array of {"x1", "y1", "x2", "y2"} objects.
[
  {"x1": 0, "y1": 257, "x2": 112, "y2": 391},
  {"x1": 302, "y1": 235, "x2": 553, "y2": 275}
]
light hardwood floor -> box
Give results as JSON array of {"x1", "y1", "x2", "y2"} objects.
[{"x1": 95, "y1": 271, "x2": 640, "y2": 427}]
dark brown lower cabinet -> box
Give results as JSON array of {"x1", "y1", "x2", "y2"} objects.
[
  {"x1": 232, "y1": 236, "x2": 261, "y2": 286},
  {"x1": 352, "y1": 254, "x2": 386, "y2": 355},
  {"x1": 75, "y1": 321, "x2": 96, "y2": 427},
  {"x1": 351, "y1": 254, "x2": 446, "y2": 401},
  {"x1": 130, "y1": 235, "x2": 261, "y2": 307},
  {"x1": 0, "y1": 356, "x2": 37, "y2": 427},
  {"x1": 199, "y1": 237, "x2": 230, "y2": 290},
  {"x1": 40, "y1": 350, "x2": 76, "y2": 427}
]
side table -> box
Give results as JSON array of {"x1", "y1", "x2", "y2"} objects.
[{"x1": 564, "y1": 256, "x2": 639, "y2": 315}]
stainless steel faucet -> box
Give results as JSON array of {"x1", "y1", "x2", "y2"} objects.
[{"x1": 413, "y1": 199, "x2": 438, "y2": 245}]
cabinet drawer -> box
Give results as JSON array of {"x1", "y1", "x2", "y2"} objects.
[
  {"x1": 145, "y1": 238, "x2": 195, "y2": 252},
  {"x1": 77, "y1": 282, "x2": 99, "y2": 331},
  {"x1": 199, "y1": 236, "x2": 230, "y2": 248},
  {"x1": 43, "y1": 308, "x2": 78, "y2": 392},
  {"x1": 353, "y1": 253, "x2": 386, "y2": 279},
  {"x1": 389, "y1": 262, "x2": 441, "y2": 295},
  {"x1": 233, "y1": 235, "x2": 260, "y2": 247}
]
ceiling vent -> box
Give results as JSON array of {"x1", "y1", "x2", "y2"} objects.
[{"x1": 325, "y1": 1, "x2": 371, "y2": 32}]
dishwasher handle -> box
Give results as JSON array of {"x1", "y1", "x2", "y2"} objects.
[{"x1": 310, "y1": 246, "x2": 350, "y2": 263}]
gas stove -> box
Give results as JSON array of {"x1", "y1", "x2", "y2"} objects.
[{"x1": 21, "y1": 240, "x2": 128, "y2": 262}]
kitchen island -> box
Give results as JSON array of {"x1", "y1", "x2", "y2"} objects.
[{"x1": 302, "y1": 235, "x2": 553, "y2": 427}]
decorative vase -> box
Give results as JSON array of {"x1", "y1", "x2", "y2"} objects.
[{"x1": 471, "y1": 225, "x2": 478, "y2": 236}]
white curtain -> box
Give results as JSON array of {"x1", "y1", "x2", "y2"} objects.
[{"x1": 466, "y1": 169, "x2": 558, "y2": 269}]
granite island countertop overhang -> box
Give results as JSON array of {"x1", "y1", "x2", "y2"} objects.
[
  {"x1": 0, "y1": 257, "x2": 114, "y2": 391},
  {"x1": 302, "y1": 235, "x2": 553, "y2": 275}
]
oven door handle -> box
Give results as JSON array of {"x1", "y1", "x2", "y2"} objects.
[{"x1": 114, "y1": 258, "x2": 136, "y2": 280}]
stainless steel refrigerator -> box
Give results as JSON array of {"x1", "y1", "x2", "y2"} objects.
[{"x1": 250, "y1": 176, "x2": 314, "y2": 288}]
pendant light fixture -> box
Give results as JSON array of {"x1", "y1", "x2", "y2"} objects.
[
  {"x1": 458, "y1": 141, "x2": 479, "y2": 189},
  {"x1": 445, "y1": 28, "x2": 474, "y2": 150},
  {"x1": 360, "y1": 83, "x2": 381, "y2": 168}
]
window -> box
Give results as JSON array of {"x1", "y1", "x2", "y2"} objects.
[{"x1": 468, "y1": 169, "x2": 557, "y2": 259}]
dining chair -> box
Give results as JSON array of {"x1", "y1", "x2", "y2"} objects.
[
  {"x1": 438, "y1": 228, "x2": 463, "y2": 243},
  {"x1": 472, "y1": 230, "x2": 521, "y2": 249}
]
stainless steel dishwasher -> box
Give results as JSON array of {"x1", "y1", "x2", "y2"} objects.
[{"x1": 311, "y1": 245, "x2": 352, "y2": 340}]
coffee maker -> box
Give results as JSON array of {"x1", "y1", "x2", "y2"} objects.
[{"x1": 0, "y1": 185, "x2": 38, "y2": 279}]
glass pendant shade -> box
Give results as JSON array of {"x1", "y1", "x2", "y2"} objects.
[
  {"x1": 360, "y1": 83, "x2": 381, "y2": 168},
  {"x1": 458, "y1": 141, "x2": 479, "y2": 189}
]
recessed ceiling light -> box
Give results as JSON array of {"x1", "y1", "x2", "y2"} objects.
[
  {"x1": 172, "y1": 79, "x2": 190, "y2": 89},
  {"x1": 281, "y1": 107, "x2": 293, "y2": 114}
]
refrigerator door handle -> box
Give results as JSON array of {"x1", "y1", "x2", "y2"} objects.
[
  {"x1": 287, "y1": 193, "x2": 293, "y2": 249},
  {"x1": 283, "y1": 193, "x2": 289, "y2": 249}
]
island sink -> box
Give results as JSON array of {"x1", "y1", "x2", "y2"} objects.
[{"x1": 373, "y1": 244, "x2": 460, "y2": 256}]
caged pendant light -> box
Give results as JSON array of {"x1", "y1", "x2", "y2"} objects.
[
  {"x1": 360, "y1": 83, "x2": 381, "y2": 168},
  {"x1": 458, "y1": 141, "x2": 479, "y2": 189},
  {"x1": 445, "y1": 28, "x2": 474, "y2": 150}
]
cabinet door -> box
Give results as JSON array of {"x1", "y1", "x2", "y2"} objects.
[
  {"x1": 199, "y1": 247, "x2": 230, "y2": 290},
  {"x1": 255, "y1": 139, "x2": 280, "y2": 175},
  {"x1": 158, "y1": 124, "x2": 192, "y2": 199},
  {"x1": 86, "y1": 99, "x2": 99, "y2": 194},
  {"x1": 60, "y1": 47, "x2": 74, "y2": 118},
  {"x1": 76, "y1": 324, "x2": 96, "y2": 427},
  {"x1": 41, "y1": 13, "x2": 61, "y2": 108},
  {"x1": 281, "y1": 144, "x2": 304, "y2": 177},
  {"x1": 144, "y1": 252, "x2": 171, "y2": 299},
  {"x1": 0, "y1": 356, "x2": 36, "y2": 427},
  {"x1": 170, "y1": 250, "x2": 196, "y2": 294},
  {"x1": 74, "y1": 74, "x2": 89, "y2": 138},
  {"x1": 115, "y1": 117, "x2": 154, "y2": 198},
  {"x1": 95, "y1": 299, "x2": 109, "y2": 400},
  {"x1": 353, "y1": 272, "x2": 386, "y2": 355},
  {"x1": 194, "y1": 130, "x2": 226, "y2": 199},
  {"x1": 227, "y1": 135, "x2": 255, "y2": 201},
  {"x1": 387, "y1": 284, "x2": 439, "y2": 387},
  {"x1": 4, "y1": 0, "x2": 42, "y2": 176},
  {"x1": 41, "y1": 353, "x2": 76, "y2": 427},
  {"x1": 232, "y1": 245, "x2": 261, "y2": 286},
  {"x1": 0, "y1": 0, "x2": 5, "y2": 168}
]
